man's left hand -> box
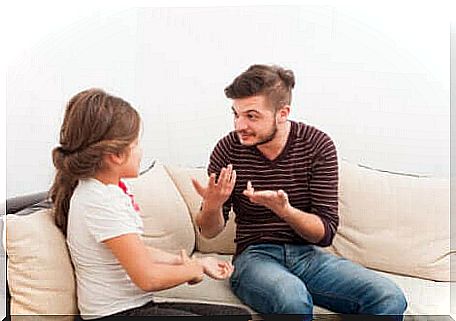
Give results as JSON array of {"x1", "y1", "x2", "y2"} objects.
[{"x1": 243, "y1": 181, "x2": 290, "y2": 218}]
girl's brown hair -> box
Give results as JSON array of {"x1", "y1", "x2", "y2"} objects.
[{"x1": 50, "y1": 88, "x2": 141, "y2": 236}]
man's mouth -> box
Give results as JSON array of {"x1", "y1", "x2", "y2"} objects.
[{"x1": 238, "y1": 132, "x2": 253, "y2": 140}]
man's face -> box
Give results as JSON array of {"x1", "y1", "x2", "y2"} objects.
[{"x1": 232, "y1": 95, "x2": 278, "y2": 147}]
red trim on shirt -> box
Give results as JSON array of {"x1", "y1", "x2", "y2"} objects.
[{"x1": 118, "y1": 181, "x2": 141, "y2": 212}]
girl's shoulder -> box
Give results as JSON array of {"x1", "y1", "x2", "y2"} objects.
[{"x1": 73, "y1": 178, "x2": 126, "y2": 209}]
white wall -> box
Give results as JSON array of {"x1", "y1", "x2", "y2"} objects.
[{"x1": 5, "y1": 4, "x2": 452, "y2": 198}]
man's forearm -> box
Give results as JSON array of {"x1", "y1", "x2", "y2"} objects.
[
  {"x1": 196, "y1": 204, "x2": 225, "y2": 238},
  {"x1": 279, "y1": 205, "x2": 325, "y2": 244}
]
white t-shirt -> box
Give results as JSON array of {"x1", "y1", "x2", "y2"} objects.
[{"x1": 67, "y1": 178, "x2": 154, "y2": 319}]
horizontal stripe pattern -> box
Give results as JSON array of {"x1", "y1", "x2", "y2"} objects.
[{"x1": 208, "y1": 121, "x2": 339, "y2": 256}]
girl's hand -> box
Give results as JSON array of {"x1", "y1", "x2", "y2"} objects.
[
  {"x1": 199, "y1": 257, "x2": 234, "y2": 280},
  {"x1": 180, "y1": 250, "x2": 204, "y2": 285}
]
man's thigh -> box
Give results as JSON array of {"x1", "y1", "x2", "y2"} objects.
[
  {"x1": 290, "y1": 245, "x2": 405, "y2": 315},
  {"x1": 230, "y1": 244, "x2": 313, "y2": 315}
]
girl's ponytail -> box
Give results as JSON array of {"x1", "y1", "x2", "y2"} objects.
[{"x1": 50, "y1": 148, "x2": 79, "y2": 236}]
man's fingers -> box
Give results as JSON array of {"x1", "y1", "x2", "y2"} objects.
[
  {"x1": 218, "y1": 164, "x2": 235, "y2": 187},
  {"x1": 243, "y1": 189, "x2": 253, "y2": 198},
  {"x1": 191, "y1": 178, "x2": 205, "y2": 197},
  {"x1": 255, "y1": 190, "x2": 276, "y2": 198},
  {"x1": 244, "y1": 189, "x2": 281, "y2": 205},
  {"x1": 230, "y1": 169, "x2": 237, "y2": 186},
  {"x1": 278, "y1": 189, "x2": 288, "y2": 201},
  {"x1": 243, "y1": 190, "x2": 259, "y2": 204},
  {"x1": 217, "y1": 167, "x2": 227, "y2": 185},
  {"x1": 208, "y1": 173, "x2": 216, "y2": 188},
  {"x1": 226, "y1": 164, "x2": 233, "y2": 183}
]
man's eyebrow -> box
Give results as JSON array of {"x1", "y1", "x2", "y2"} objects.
[{"x1": 231, "y1": 106, "x2": 260, "y2": 114}]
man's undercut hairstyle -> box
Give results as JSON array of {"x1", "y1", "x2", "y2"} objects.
[{"x1": 224, "y1": 64, "x2": 295, "y2": 111}]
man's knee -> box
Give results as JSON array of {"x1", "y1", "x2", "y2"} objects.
[
  {"x1": 234, "y1": 274, "x2": 313, "y2": 315},
  {"x1": 379, "y1": 286, "x2": 407, "y2": 315},
  {"x1": 362, "y1": 280, "x2": 408, "y2": 316}
]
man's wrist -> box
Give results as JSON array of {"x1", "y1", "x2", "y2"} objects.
[
  {"x1": 277, "y1": 203, "x2": 293, "y2": 220},
  {"x1": 202, "y1": 200, "x2": 222, "y2": 212}
]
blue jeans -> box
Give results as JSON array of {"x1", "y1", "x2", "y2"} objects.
[{"x1": 230, "y1": 244, "x2": 407, "y2": 321}]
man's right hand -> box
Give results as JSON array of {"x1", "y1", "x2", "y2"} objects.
[{"x1": 191, "y1": 164, "x2": 236, "y2": 211}]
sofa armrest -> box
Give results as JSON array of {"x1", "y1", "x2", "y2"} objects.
[{"x1": 6, "y1": 191, "x2": 49, "y2": 215}]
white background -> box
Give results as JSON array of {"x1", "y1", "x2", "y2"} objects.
[
  {"x1": 1, "y1": 1, "x2": 455, "y2": 318},
  {"x1": 1, "y1": 1, "x2": 454, "y2": 199}
]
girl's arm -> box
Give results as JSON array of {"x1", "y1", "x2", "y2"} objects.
[
  {"x1": 147, "y1": 246, "x2": 183, "y2": 265},
  {"x1": 147, "y1": 246, "x2": 234, "y2": 280},
  {"x1": 104, "y1": 233, "x2": 204, "y2": 292}
]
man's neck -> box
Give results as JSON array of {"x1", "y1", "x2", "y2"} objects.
[{"x1": 257, "y1": 121, "x2": 291, "y2": 161}]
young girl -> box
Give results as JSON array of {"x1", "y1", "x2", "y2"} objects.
[{"x1": 50, "y1": 89, "x2": 250, "y2": 320}]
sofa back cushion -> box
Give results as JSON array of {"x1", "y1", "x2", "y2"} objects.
[
  {"x1": 334, "y1": 160, "x2": 450, "y2": 281},
  {"x1": 6, "y1": 209, "x2": 78, "y2": 319},
  {"x1": 127, "y1": 162, "x2": 196, "y2": 255},
  {"x1": 164, "y1": 165, "x2": 236, "y2": 254}
]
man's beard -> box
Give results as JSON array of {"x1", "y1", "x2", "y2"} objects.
[{"x1": 238, "y1": 122, "x2": 278, "y2": 147}]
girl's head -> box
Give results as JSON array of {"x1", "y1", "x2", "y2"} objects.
[{"x1": 50, "y1": 88, "x2": 141, "y2": 235}]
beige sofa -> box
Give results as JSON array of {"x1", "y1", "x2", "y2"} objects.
[{"x1": 6, "y1": 160, "x2": 454, "y2": 320}]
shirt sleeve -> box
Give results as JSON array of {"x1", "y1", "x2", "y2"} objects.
[
  {"x1": 207, "y1": 135, "x2": 234, "y2": 223},
  {"x1": 83, "y1": 187, "x2": 143, "y2": 243},
  {"x1": 309, "y1": 132, "x2": 339, "y2": 247}
]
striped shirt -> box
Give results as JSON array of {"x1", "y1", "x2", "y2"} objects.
[{"x1": 208, "y1": 120, "x2": 339, "y2": 256}]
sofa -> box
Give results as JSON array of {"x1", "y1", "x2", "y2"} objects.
[{"x1": 5, "y1": 159, "x2": 454, "y2": 320}]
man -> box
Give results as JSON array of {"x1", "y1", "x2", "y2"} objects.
[{"x1": 192, "y1": 64, "x2": 407, "y2": 321}]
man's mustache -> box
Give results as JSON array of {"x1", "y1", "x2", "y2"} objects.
[{"x1": 237, "y1": 131, "x2": 254, "y2": 135}]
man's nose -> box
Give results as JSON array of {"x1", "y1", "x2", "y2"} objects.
[{"x1": 235, "y1": 117, "x2": 248, "y2": 131}]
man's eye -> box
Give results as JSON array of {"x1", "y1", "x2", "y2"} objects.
[{"x1": 247, "y1": 114, "x2": 256, "y2": 120}]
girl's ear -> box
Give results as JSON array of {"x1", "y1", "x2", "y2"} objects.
[{"x1": 105, "y1": 151, "x2": 127, "y2": 166}]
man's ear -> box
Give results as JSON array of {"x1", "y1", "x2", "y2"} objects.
[{"x1": 277, "y1": 105, "x2": 290, "y2": 123}]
